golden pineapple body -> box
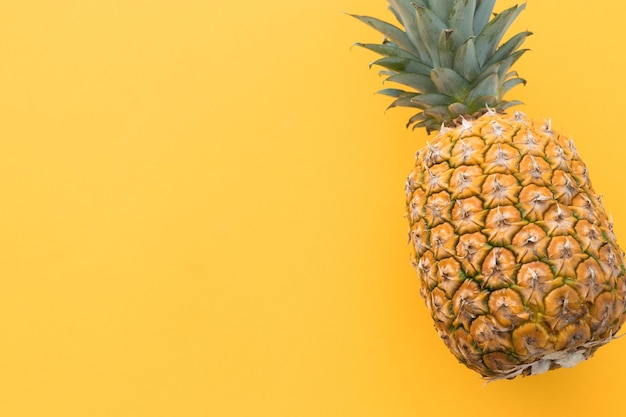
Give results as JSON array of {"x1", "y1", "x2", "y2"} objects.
[{"x1": 406, "y1": 111, "x2": 626, "y2": 380}]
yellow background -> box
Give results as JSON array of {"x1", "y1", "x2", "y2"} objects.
[{"x1": 0, "y1": 0, "x2": 625, "y2": 416}]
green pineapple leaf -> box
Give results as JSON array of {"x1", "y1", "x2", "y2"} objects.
[
  {"x1": 430, "y1": 68, "x2": 469, "y2": 99},
  {"x1": 349, "y1": 14, "x2": 420, "y2": 56},
  {"x1": 370, "y1": 56, "x2": 432, "y2": 76},
  {"x1": 475, "y1": 4, "x2": 526, "y2": 66},
  {"x1": 448, "y1": 0, "x2": 476, "y2": 47},
  {"x1": 473, "y1": 0, "x2": 496, "y2": 35},
  {"x1": 453, "y1": 37, "x2": 480, "y2": 80}
]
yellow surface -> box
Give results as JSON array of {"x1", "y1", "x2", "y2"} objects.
[{"x1": 0, "y1": 1, "x2": 625, "y2": 416}]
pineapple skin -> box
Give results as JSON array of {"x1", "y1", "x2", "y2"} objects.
[{"x1": 406, "y1": 111, "x2": 626, "y2": 380}]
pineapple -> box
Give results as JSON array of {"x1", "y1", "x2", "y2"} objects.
[{"x1": 351, "y1": 0, "x2": 626, "y2": 380}]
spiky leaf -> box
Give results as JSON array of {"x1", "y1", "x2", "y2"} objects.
[
  {"x1": 453, "y1": 37, "x2": 480, "y2": 80},
  {"x1": 387, "y1": 0, "x2": 432, "y2": 64},
  {"x1": 448, "y1": 0, "x2": 476, "y2": 47},
  {"x1": 352, "y1": 0, "x2": 529, "y2": 130},
  {"x1": 387, "y1": 72, "x2": 437, "y2": 92},
  {"x1": 430, "y1": 68, "x2": 469, "y2": 99},
  {"x1": 413, "y1": 4, "x2": 449, "y2": 67},
  {"x1": 474, "y1": 4, "x2": 526, "y2": 66},
  {"x1": 473, "y1": 0, "x2": 496, "y2": 35},
  {"x1": 349, "y1": 14, "x2": 419, "y2": 56},
  {"x1": 370, "y1": 56, "x2": 432, "y2": 76}
]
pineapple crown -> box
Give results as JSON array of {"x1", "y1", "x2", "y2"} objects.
[{"x1": 351, "y1": 0, "x2": 531, "y2": 133}]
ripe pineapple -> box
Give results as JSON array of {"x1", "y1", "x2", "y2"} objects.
[{"x1": 351, "y1": 0, "x2": 626, "y2": 380}]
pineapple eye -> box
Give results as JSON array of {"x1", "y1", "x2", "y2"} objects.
[{"x1": 491, "y1": 122, "x2": 505, "y2": 137}]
